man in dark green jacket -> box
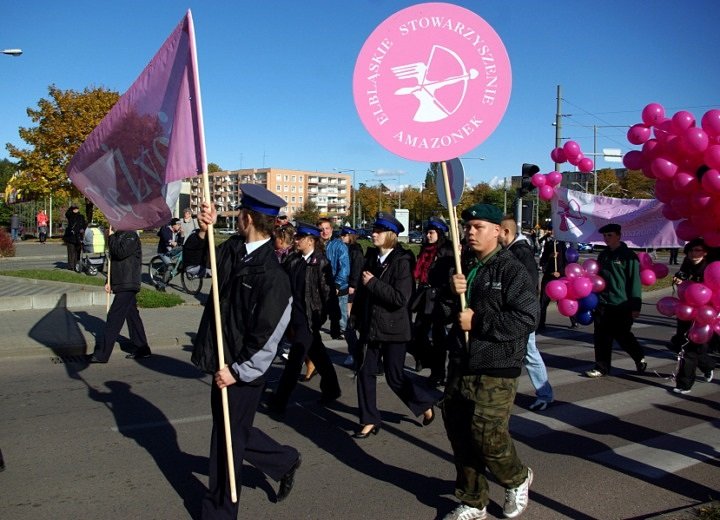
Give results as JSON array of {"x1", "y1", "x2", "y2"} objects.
[{"x1": 586, "y1": 223, "x2": 647, "y2": 377}]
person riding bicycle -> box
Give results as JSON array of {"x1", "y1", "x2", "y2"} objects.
[{"x1": 157, "y1": 218, "x2": 182, "y2": 255}]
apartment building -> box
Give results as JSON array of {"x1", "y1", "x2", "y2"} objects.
[{"x1": 188, "y1": 168, "x2": 351, "y2": 222}]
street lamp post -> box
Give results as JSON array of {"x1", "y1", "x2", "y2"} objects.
[{"x1": 335, "y1": 168, "x2": 375, "y2": 228}]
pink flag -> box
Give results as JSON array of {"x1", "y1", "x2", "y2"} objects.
[
  {"x1": 67, "y1": 10, "x2": 205, "y2": 230},
  {"x1": 551, "y1": 187, "x2": 683, "y2": 248}
]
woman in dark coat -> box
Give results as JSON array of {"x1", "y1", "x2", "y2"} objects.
[
  {"x1": 411, "y1": 216, "x2": 455, "y2": 387},
  {"x1": 351, "y1": 213, "x2": 435, "y2": 438},
  {"x1": 267, "y1": 222, "x2": 341, "y2": 412},
  {"x1": 63, "y1": 206, "x2": 87, "y2": 271}
]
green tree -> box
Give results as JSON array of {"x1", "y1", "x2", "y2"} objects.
[
  {"x1": 293, "y1": 200, "x2": 320, "y2": 224},
  {"x1": 622, "y1": 169, "x2": 655, "y2": 198},
  {"x1": 208, "y1": 162, "x2": 222, "y2": 173},
  {"x1": 6, "y1": 84, "x2": 120, "y2": 217}
]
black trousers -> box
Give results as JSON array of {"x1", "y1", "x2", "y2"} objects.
[
  {"x1": 676, "y1": 342, "x2": 715, "y2": 390},
  {"x1": 93, "y1": 291, "x2": 148, "y2": 362},
  {"x1": 202, "y1": 382, "x2": 299, "y2": 519},
  {"x1": 66, "y1": 242, "x2": 81, "y2": 270},
  {"x1": 273, "y1": 327, "x2": 341, "y2": 407},
  {"x1": 412, "y1": 311, "x2": 448, "y2": 379},
  {"x1": 592, "y1": 304, "x2": 644, "y2": 374},
  {"x1": 356, "y1": 341, "x2": 435, "y2": 425}
]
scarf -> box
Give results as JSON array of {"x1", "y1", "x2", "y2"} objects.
[{"x1": 414, "y1": 243, "x2": 438, "y2": 284}]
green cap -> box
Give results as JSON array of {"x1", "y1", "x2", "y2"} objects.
[{"x1": 461, "y1": 203, "x2": 503, "y2": 224}]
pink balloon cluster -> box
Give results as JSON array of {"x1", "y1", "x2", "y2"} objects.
[
  {"x1": 656, "y1": 261, "x2": 720, "y2": 344},
  {"x1": 636, "y1": 252, "x2": 670, "y2": 286},
  {"x1": 530, "y1": 171, "x2": 563, "y2": 201},
  {"x1": 544, "y1": 258, "x2": 605, "y2": 324},
  {"x1": 623, "y1": 103, "x2": 720, "y2": 246},
  {"x1": 551, "y1": 140, "x2": 595, "y2": 173}
]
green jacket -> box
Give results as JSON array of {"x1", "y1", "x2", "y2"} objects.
[{"x1": 597, "y1": 242, "x2": 642, "y2": 311}]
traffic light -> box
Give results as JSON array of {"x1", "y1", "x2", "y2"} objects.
[{"x1": 517, "y1": 163, "x2": 540, "y2": 198}]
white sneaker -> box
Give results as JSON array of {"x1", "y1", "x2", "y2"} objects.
[
  {"x1": 673, "y1": 387, "x2": 691, "y2": 394},
  {"x1": 585, "y1": 368, "x2": 605, "y2": 378},
  {"x1": 443, "y1": 504, "x2": 487, "y2": 520},
  {"x1": 343, "y1": 355, "x2": 354, "y2": 367},
  {"x1": 280, "y1": 350, "x2": 290, "y2": 361},
  {"x1": 503, "y1": 467, "x2": 533, "y2": 518},
  {"x1": 704, "y1": 370, "x2": 714, "y2": 383},
  {"x1": 528, "y1": 398, "x2": 551, "y2": 412}
]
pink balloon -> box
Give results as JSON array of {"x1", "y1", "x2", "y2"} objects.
[
  {"x1": 563, "y1": 140, "x2": 581, "y2": 160},
  {"x1": 684, "y1": 282, "x2": 713, "y2": 306},
  {"x1": 704, "y1": 231, "x2": 720, "y2": 249},
  {"x1": 557, "y1": 298, "x2": 579, "y2": 317},
  {"x1": 690, "y1": 191, "x2": 714, "y2": 212},
  {"x1": 546, "y1": 171, "x2": 563, "y2": 186},
  {"x1": 703, "y1": 261, "x2": 720, "y2": 291},
  {"x1": 672, "y1": 171, "x2": 698, "y2": 193},
  {"x1": 672, "y1": 111, "x2": 696, "y2": 133},
  {"x1": 545, "y1": 280, "x2": 568, "y2": 301},
  {"x1": 713, "y1": 316, "x2": 720, "y2": 336},
  {"x1": 582, "y1": 258, "x2": 599, "y2": 275},
  {"x1": 571, "y1": 276, "x2": 593, "y2": 298},
  {"x1": 568, "y1": 151, "x2": 584, "y2": 167},
  {"x1": 531, "y1": 172, "x2": 546, "y2": 188},
  {"x1": 590, "y1": 274, "x2": 606, "y2": 293},
  {"x1": 652, "y1": 263, "x2": 669, "y2": 279},
  {"x1": 651, "y1": 157, "x2": 678, "y2": 179},
  {"x1": 627, "y1": 124, "x2": 651, "y2": 145},
  {"x1": 565, "y1": 262, "x2": 584, "y2": 279},
  {"x1": 642, "y1": 103, "x2": 665, "y2": 126},
  {"x1": 653, "y1": 179, "x2": 675, "y2": 203},
  {"x1": 661, "y1": 204, "x2": 683, "y2": 221},
  {"x1": 683, "y1": 127, "x2": 709, "y2": 154},
  {"x1": 703, "y1": 145, "x2": 720, "y2": 170},
  {"x1": 538, "y1": 184, "x2": 555, "y2": 201},
  {"x1": 654, "y1": 119, "x2": 675, "y2": 144},
  {"x1": 694, "y1": 305, "x2": 717, "y2": 325},
  {"x1": 623, "y1": 150, "x2": 643, "y2": 170},
  {"x1": 550, "y1": 147, "x2": 567, "y2": 164},
  {"x1": 642, "y1": 138, "x2": 662, "y2": 160},
  {"x1": 578, "y1": 157, "x2": 594, "y2": 173},
  {"x1": 640, "y1": 269, "x2": 656, "y2": 286},
  {"x1": 656, "y1": 296, "x2": 679, "y2": 317},
  {"x1": 701, "y1": 168, "x2": 720, "y2": 194},
  {"x1": 675, "y1": 219, "x2": 699, "y2": 241},
  {"x1": 669, "y1": 196, "x2": 692, "y2": 219},
  {"x1": 675, "y1": 303, "x2": 697, "y2": 322},
  {"x1": 688, "y1": 323, "x2": 713, "y2": 344},
  {"x1": 701, "y1": 109, "x2": 720, "y2": 138},
  {"x1": 637, "y1": 252, "x2": 653, "y2": 269}
]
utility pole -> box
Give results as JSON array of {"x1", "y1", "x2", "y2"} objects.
[{"x1": 554, "y1": 84, "x2": 562, "y2": 172}]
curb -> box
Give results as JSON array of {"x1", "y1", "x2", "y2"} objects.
[{"x1": 0, "y1": 275, "x2": 109, "y2": 311}]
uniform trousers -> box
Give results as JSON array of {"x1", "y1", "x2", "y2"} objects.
[
  {"x1": 592, "y1": 303, "x2": 644, "y2": 374},
  {"x1": 274, "y1": 327, "x2": 341, "y2": 407},
  {"x1": 202, "y1": 382, "x2": 299, "y2": 519},
  {"x1": 441, "y1": 374, "x2": 527, "y2": 509},
  {"x1": 93, "y1": 291, "x2": 148, "y2": 362},
  {"x1": 356, "y1": 341, "x2": 435, "y2": 425}
]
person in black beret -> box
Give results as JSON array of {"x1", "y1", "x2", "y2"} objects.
[
  {"x1": 350, "y1": 212, "x2": 435, "y2": 439},
  {"x1": 410, "y1": 216, "x2": 455, "y2": 387},
  {"x1": 192, "y1": 184, "x2": 301, "y2": 515},
  {"x1": 340, "y1": 226, "x2": 366, "y2": 367},
  {"x1": 586, "y1": 223, "x2": 647, "y2": 378},
  {"x1": 443, "y1": 203, "x2": 536, "y2": 520},
  {"x1": 267, "y1": 222, "x2": 342, "y2": 412}
]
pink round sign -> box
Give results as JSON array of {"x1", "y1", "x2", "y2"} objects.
[{"x1": 353, "y1": 2, "x2": 511, "y2": 162}]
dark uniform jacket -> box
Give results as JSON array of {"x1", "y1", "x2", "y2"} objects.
[
  {"x1": 63, "y1": 209, "x2": 87, "y2": 245},
  {"x1": 192, "y1": 236, "x2": 293, "y2": 384},
  {"x1": 352, "y1": 244, "x2": 413, "y2": 343},
  {"x1": 449, "y1": 247, "x2": 538, "y2": 377},
  {"x1": 108, "y1": 231, "x2": 142, "y2": 293},
  {"x1": 284, "y1": 249, "x2": 338, "y2": 331},
  {"x1": 347, "y1": 242, "x2": 365, "y2": 291},
  {"x1": 539, "y1": 236, "x2": 568, "y2": 281}
]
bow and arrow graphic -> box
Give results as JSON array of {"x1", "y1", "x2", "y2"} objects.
[{"x1": 391, "y1": 45, "x2": 479, "y2": 123}]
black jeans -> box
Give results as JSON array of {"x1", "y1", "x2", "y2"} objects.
[{"x1": 592, "y1": 304, "x2": 644, "y2": 373}]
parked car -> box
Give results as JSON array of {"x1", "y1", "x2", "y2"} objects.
[{"x1": 408, "y1": 231, "x2": 423, "y2": 244}]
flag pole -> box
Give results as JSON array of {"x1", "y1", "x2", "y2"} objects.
[
  {"x1": 441, "y1": 161, "x2": 468, "y2": 343},
  {"x1": 188, "y1": 11, "x2": 237, "y2": 503}
]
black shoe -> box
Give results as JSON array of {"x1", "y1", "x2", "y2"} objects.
[
  {"x1": 126, "y1": 348, "x2": 151, "y2": 359},
  {"x1": 277, "y1": 455, "x2": 301, "y2": 502},
  {"x1": 86, "y1": 354, "x2": 107, "y2": 364},
  {"x1": 352, "y1": 425, "x2": 380, "y2": 439},
  {"x1": 422, "y1": 406, "x2": 435, "y2": 426}
]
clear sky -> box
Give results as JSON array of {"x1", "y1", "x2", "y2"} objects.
[{"x1": 2, "y1": 0, "x2": 719, "y2": 191}]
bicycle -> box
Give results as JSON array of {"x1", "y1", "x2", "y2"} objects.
[{"x1": 148, "y1": 247, "x2": 204, "y2": 295}]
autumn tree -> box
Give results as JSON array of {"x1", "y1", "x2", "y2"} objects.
[
  {"x1": 208, "y1": 162, "x2": 222, "y2": 173},
  {"x1": 293, "y1": 200, "x2": 320, "y2": 224},
  {"x1": 6, "y1": 84, "x2": 120, "y2": 217}
]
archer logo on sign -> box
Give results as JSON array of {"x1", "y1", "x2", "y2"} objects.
[{"x1": 353, "y1": 2, "x2": 511, "y2": 162}]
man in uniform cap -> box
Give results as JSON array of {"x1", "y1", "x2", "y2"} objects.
[
  {"x1": 585, "y1": 222, "x2": 647, "y2": 378},
  {"x1": 192, "y1": 184, "x2": 301, "y2": 517},
  {"x1": 443, "y1": 203, "x2": 536, "y2": 520}
]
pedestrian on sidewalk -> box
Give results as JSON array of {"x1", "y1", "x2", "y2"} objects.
[
  {"x1": 266, "y1": 221, "x2": 342, "y2": 413},
  {"x1": 499, "y1": 215, "x2": 553, "y2": 412},
  {"x1": 36, "y1": 209, "x2": 49, "y2": 243},
  {"x1": 10, "y1": 212, "x2": 21, "y2": 242},
  {"x1": 586, "y1": 223, "x2": 647, "y2": 378},
  {"x1": 442, "y1": 203, "x2": 536, "y2": 520},
  {"x1": 63, "y1": 206, "x2": 86, "y2": 271},
  {"x1": 192, "y1": 185, "x2": 301, "y2": 517},
  {"x1": 351, "y1": 213, "x2": 435, "y2": 439},
  {"x1": 87, "y1": 228, "x2": 151, "y2": 363}
]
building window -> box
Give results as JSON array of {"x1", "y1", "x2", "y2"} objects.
[
  {"x1": 291, "y1": 186, "x2": 296, "y2": 192},
  {"x1": 299, "y1": 175, "x2": 303, "y2": 182},
  {"x1": 284, "y1": 175, "x2": 289, "y2": 181},
  {"x1": 299, "y1": 196, "x2": 303, "y2": 202},
  {"x1": 291, "y1": 196, "x2": 296, "y2": 202},
  {"x1": 276, "y1": 185, "x2": 281, "y2": 191},
  {"x1": 284, "y1": 185, "x2": 289, "y2": 192},
  {"x1": 291, "y1": 175, "x2": 296, "y2": 182}
]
